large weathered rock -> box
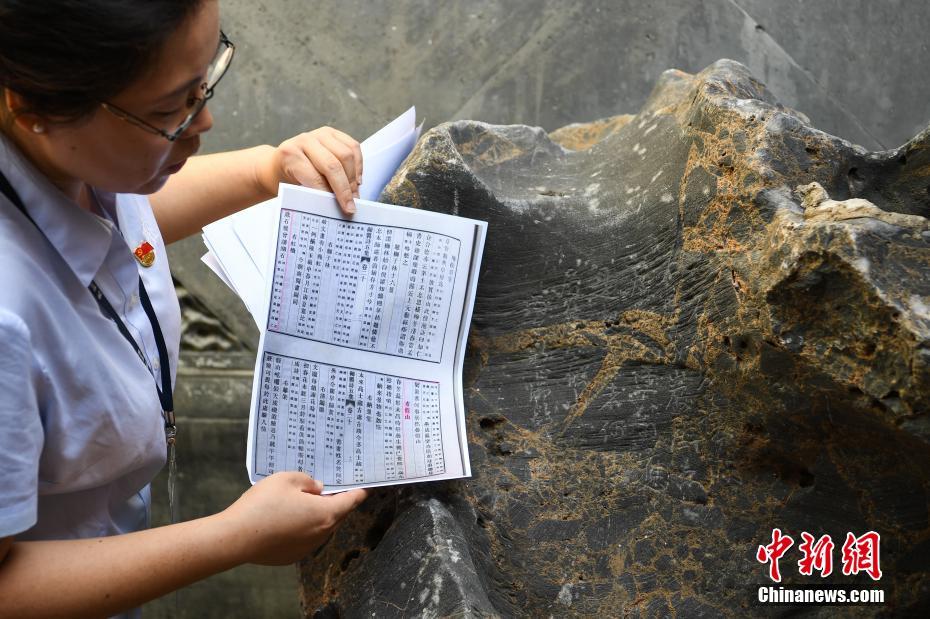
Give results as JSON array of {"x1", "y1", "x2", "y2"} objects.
[{"x1": 297, "y1": 60, "x2": 930, "y2": 617}]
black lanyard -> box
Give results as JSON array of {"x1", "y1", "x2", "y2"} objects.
[{"x1": 0, "y1": 169, "x2": 176, "y2": 445}]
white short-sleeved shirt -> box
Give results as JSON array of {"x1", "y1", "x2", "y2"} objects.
[{"x1": 0, "y1": 133, "x2": 181, "y2": 541}]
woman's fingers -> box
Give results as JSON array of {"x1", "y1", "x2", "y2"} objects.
[
  {"x1": 301, "y1": 134, "x2": 357, "y2": 214},
  {"x1": 313, "y1": 489, "x2": 368, "y2": 528},
  {"x1": 327, "y1": 128, "x2": 363, "y2": 187},
  {"x1": 286, "y1": 149, "x2": 329, "y2": 191},
  {"x1": 288, "y1": 472, "x2": 324, "y2": 495},
  {"x1": 317, "y1": 132, "x2": 359, "y2": 199},
  {"x1": 272, "y1": 127, "x2": 364, "y2": 216},
  {"x1": 319, "y1": 130, "x2": 361, "y2": 183},
  {"x1": 321, "y1": 488, "x2": 368, "y2": 518}
]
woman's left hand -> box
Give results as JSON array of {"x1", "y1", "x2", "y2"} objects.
[{"x1": 257, "y1": 126, "x2": 363, "y2": 215}]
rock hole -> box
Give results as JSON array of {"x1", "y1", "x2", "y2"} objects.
[
  {"x1": 722, "y1": 335, "x2": 731, "y2": 347},
  {"x1": 886, "y1": 389, "x2": 900, "y2": 399},
  {"x1": 892, "y1": 311, "x2": 901, "y2": 319},
  {"x1": 364, "y1": 505, "x2": 397, "y2": 551},
  {"x1": 805, "y1": 146, "x2": 817, "y2": 155},
  {"x1": 340, "y1": 549, "x2": 361, "y2": 572},
  {"x1": 847, "y1": 167, "x2": 866, "y2": 195},
  {"x1": 479, "y1": 416, "x2": 504, "y2": 430},
  {"x1": 862, "y1": 342, "x2": 876, "y2": 356},
  {"x1": 755, "y1": 23, "x2": 765, "y2": 32},
  {"x1": 798, "y1": 469, "x2": 815, "y2": 488},
  {"x1": 476, "y1": 515, "x2": 488, "y2": 528}
]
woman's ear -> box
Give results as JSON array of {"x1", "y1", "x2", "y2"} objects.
[{"x1": 2, "y1": 88, "x2": 47, "y2": 134}]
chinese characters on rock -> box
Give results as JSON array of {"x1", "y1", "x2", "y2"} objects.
[
  {"x1": 268, "y1": 209, "x2": 460, "y2": 363},
  {"x1": 254, "y1": 353, "x2": 445, "y2": 486}
]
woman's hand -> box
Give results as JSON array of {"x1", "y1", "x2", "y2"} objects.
[
  {"x1": 0, "y1": 474, "x2": 366, "y2": 617},
  {"x1": 219, "y1": 471, "x2": 367, "y2": 565},
  {"x1": 257, "y1": 127, "x2": 363, "y2": 215}
]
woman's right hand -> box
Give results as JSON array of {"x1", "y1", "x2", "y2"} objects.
[{"x1": 218, "y1": 472, "x2": 367, "y2": 566}]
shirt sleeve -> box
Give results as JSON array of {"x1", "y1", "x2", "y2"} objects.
[{"x1": 0, "y1": 309, "x2": 43, "y2": 538}]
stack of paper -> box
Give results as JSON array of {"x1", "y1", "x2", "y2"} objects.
[{"x1": 202, "y1": 107, "x2": 422, "y2": 325}]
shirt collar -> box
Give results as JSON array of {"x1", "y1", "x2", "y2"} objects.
[{"x1": 0, "y1": 132, "x2": 115, "y2": 287}]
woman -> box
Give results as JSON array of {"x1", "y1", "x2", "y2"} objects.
[{"x1": 0, "y1": 1, "x2": 366, "y2": 616}]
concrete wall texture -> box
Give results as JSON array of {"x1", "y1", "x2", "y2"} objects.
[
  {"x1": 211, "y1": 0, "x2": 928, "y2": 154},
  {"x1": 152, "y1": 1, "x2": 930, "y2": 617}
]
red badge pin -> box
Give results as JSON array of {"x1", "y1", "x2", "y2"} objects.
[{"x1": 133, "y1": 241, "x2": 156, "y2": 267}]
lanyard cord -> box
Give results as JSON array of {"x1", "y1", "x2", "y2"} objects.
[{"x1": 0, "y1": 169, "x2": 176, "y2": 444}]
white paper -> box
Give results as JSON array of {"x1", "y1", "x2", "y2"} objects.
[
  {"x1": 202, "y1": 217, "x2": 266, "y2": 321},
  {"x1": 358, "y1": 106, "x2": 421, "y2": 200},
  {"x1": 245, "y1": 184, "x2": 486, "y2": 493},
  {"x1": 200, "y1": 250, "x2": 236, "y2": 292},
  {"x1": 361, "y1": 106, "x2": 416, "y2": 155},
  {"x1": 231, "y1": 197, "x2": 279, "y2": 281}
]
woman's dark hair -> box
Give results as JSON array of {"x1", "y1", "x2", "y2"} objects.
[{"x1": 0, "y1": 0, "x2": 205, "y2": 122}]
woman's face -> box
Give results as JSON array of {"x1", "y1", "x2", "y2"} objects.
[{"x1": 33, "y1": 0, "x2": 221, "y2": 196}]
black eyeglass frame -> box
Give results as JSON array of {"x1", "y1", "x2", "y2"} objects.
[{"x1": 101, "y1": 31, "x2": 235, "y2": 142}]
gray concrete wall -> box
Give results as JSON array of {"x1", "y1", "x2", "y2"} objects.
[
  {"x1": 211, "y1": 0, "x2": 928, "y2": 154},
  {"x1": 154, "y1": 1, "x2": 930, "y2": 617}
]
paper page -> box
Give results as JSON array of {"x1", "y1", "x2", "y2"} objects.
[
  {"x1": 202, "y1": 218, "x2": 266, "y2": 322},
  {"x1": 361, "y1": 106, "x2": 415, "y2": 154},
  {"x1": 252, "y1": 354, "x2": 452, "y2": 489},
  {"x1": 200, "y1": 249, "x2": 236, "y2": 292},
  {"x1": 247, "y1": 184, "x2": 484, "y2": 492},
  {"x1": 231, "y1": 197, "x2": 279, "y2": 276},
  {"x1": 359, "y1": 124, "x2": 420, "y2": 201},
  {"x1": 452, "y1": 223, "x2": 487, "y2": 476}
]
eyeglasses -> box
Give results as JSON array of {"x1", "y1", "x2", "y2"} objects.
[{"x1": 101, "y1": 31, "x2": 235, "y2": 142}]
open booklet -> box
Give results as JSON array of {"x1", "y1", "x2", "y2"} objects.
[{"x1": 246, "y1": 184, "x2": 487, "y2": 492}]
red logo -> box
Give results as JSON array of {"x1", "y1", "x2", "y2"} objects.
[
  {"x1": 756, "y1": 528, "x2": 794, "y2": 583},
  {"x1": 757, "y1": 530, "x2": 882, "y2": 582},
  {"x1": 798, "y1": 532, "x2": 834, "y2": 577},
  {"x1": 841, "y1": 531, "x2": 882, "y2": 581}
]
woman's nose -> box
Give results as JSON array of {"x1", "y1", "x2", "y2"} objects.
[{"x1": 182, "y1": 103, "x2": 214, "y2": 139}]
